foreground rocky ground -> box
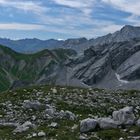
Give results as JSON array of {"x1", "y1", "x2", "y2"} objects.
[{"x1": 0, "y1": 85, "x2": 140, "y2": 140}]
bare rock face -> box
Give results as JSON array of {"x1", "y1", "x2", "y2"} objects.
[
  {"x1": 70, "y1": 38, "x2": 140, "y2": 89},
  {"x1": 113, "y1": 107, "x2": 135, "y2": 126},
  {"x1": 80, "y1": 118, "x2": 98, "y2": 133},
  {"x1": 116, "y1": 51, "x2": 140, "y2": 81}
]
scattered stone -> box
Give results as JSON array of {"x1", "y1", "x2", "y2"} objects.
[
  {"x1": 72, "y1": 124, "x2": 78, "y2": 130},
  {"x1": 58, "y1": 110, "x2": 76, "y2": 120},
  {"x1": 79, "y1": 135, "x2": 88, "y2": 140},
  {"x1": 13, "y1": 121, "x2": 33, "y2": 133},
  {"x1": 49, "y1": 122, "x2": 58, "y2": 128},
  {"x1": 31, "y1": 115, "x2": 36, "y2": 121},
  {"x1": 51, "y1": 88, "x2": 57, "y2": 94},
  {"x1": 23, "y1": 100, "x2": 42, "y2": 110},
  {"x1": 59, "y1": 110, "x2": 65, "y2": 119},
  {"x1": 127, "y1": 136, "x2": 140, "y2": 140},
  {"x1": 45, "y1": 107, "x2": 56, "y2": 117},
  {"x1": 2, "y1": 85, "x2": 140, "y2": 139},
  {"x1": 0, "y1": 122, "x2": 19, "y2": 127},
  {"x1": 32, "y1": 133, "x2": 37, "y2": 137},
  {"x1": 129, "y1": 130, "x2": 135, "y2": 134},
  {"x1": 38, "y1": 131, "x2": 46, "y2": 137},
  {"x1": 65, "y1": 111, "x2": 76, "y2": 120}
]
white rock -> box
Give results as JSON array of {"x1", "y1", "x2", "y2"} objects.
[
  {"x1": 50, "y1": 122, "x2": 58, "y2": 128},
  {"x1": 32, "y1": 115, "x2": 36, "y2": 121},
  {"x1": 32, "y1": 133, "x2": 37, "y2": 137},
  {"x1": 38, "y1": 131, "x2": 46, "y2": 137},
  {"x1": 52, "y1": 88, "x2": 57, "y2": 94},
  {"x1": 71, "y1": 124, "x2": 78, "y2": 130}
]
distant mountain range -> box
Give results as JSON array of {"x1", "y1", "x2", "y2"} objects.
[
  {"x1": 1, "y1": 25, "x2": 140, "y2": 92},
  {"x1": 1, "y1": 25, "x2": 140, "y2": 53},
  {"x1": 0, "y1": 37, "x2": 88, "y2": 53}
]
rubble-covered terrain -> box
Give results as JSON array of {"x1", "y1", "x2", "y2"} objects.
[{"x1": 0, "y1": 85, "x2": 140, "y2": 140}]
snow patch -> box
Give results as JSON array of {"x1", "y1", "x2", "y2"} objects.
[
  {"x1": 57, "y1": 38, "x2": 64, "y2": 41},
  {"x1": 115, "y1": 73, "x2": 129, "y2": 84}
]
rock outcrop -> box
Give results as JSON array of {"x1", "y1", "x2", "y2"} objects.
[
  {"x1": 113, "y1": 107, "x2": 135, "y2": 126},
  {"x1": 80, "y1": 106, "x2": 137, "y2": 133}
]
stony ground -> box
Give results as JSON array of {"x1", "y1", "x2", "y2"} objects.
[{"x1": 0, "y1": 85, "x2": 140, "y2": 140}]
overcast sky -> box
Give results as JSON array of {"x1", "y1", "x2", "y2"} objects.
[{"x1": 0, "y1": 0, "x2": 140, "y2": 39}]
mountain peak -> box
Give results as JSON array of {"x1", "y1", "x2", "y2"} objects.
[
  {"x1": 120, "y1": 25, "x2": 140, "y2": 32},
  {"x1": 120, "y1": 25, "x2": 135, "y2": 32},
  {"x1": 123, "y1": 25, "x2": 134, "y2": 29}
]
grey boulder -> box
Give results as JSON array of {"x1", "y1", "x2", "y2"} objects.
[
  {"x1": 23, "y1": 100, "x2": 42, "y2": 110},
  {"x1": 113, "y1": 106, "x2": 135, "y2": 126},
  {"x1": 98, "y1": 117, "x2": 119, "y2": 129},
  {"x1": 58, "y1": 110, "x2": 76, "y2": 120},
  {"x1": 80, "y1": 118, "x2": 97, "y2": 133},
  {"x1": 65, "y1": 111, "x2": 76, "y2": 120}
]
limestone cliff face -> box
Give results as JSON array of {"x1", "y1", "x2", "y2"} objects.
[{"x1": 69, "y1": 38, "x2": 140, "y2": 89}]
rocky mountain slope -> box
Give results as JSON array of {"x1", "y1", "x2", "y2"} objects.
[
  {"x1": 0, "y1": 25, "x2": 140, "y2": 53},
  {"x1": 0, "y1": 85, "x2": 140, "y2": 139},
  {"x1": 89, "y1": 25, "x2": 140, "y2": 46},
  {"x1": 69, "y1": 38, "x2": 140, "y2": 90},
  {"x1": 1, "y1": 25, "x2": 140, "y2": 92},
  {"x1": 1, "y1": 38, "x2": 140, "y2": 92},
  {"x1": 0, "y1": 45, "x2": 77, "y2": 92}
]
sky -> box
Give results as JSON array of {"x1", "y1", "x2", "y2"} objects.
[{"x1": 0, "y1": 0, "x2": 140, "y2": 40}]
